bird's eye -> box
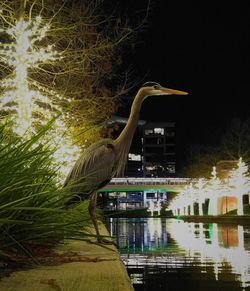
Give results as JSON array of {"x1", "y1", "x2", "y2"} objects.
[
  {"x1": 153, "y1": 84, "x2": 161, "y2": 89},
  {"x1": 142, "y1": 81, "x2": 161, "y2": 88}
]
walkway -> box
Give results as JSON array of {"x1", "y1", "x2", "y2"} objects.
[{"x1": 0, "y1": 225, "x2": 134, "y2": 291}]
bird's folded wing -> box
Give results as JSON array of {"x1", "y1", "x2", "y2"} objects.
[{"x1": 64, "y1": 141, "x2": 116, "y2": 192}]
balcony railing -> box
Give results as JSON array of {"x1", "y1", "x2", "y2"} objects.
[{"x1": 110, "y1": 177, "x2": 193, "y2": 186}]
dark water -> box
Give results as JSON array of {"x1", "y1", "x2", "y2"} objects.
[{"x1": 106, "y1": 218, "x2": 250, "y2": 291}]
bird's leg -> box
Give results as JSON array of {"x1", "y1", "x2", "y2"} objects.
[
  {"x1": 88, "y1": 192, "x2": 113, "y2": 244},
  {"x1": 88, "y1": 191, "x2": 100, "y2": 237}
]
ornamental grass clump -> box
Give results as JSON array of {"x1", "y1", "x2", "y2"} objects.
[{"x1": 0, "y1": 120, "x2": 95, "y2": 261}]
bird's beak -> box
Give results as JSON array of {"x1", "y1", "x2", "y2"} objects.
[{"x1": 159, "y1": 86, "x2": 188, "y2": 95}]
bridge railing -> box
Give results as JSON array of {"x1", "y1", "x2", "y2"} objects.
[{"x1": 109, "y1": 177, "x2": 193, "y2": 186}]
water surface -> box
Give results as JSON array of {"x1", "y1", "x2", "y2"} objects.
[{"x1": 106, "y1": 217, "x2": 250, "y2": 291}]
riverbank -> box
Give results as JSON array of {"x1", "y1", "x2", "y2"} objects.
[
  {"x1": 179, "y1": 215, "x2": 250, "y2": 224},
  {"x1": 104, "y1": 209, "x2": 250, "y2": 224},
  {"x1": 0, "y1": 224, "x2": 134, "y2": 291},
  {"x1": 104, "y1": 208, "x2": 171, "y2": 218}
]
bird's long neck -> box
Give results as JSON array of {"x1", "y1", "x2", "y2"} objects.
[
  {"x1": 113, "y1": 90, "x2": 145, "y2": 176},
  {"x1": 114, "y1": 90, "x2": 144, "y2": 149}
]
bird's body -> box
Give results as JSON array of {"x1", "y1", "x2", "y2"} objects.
[
  {"x1": 64, "y1": 138, "x2": 116, "y2": 196},
  {"x1": 64, "y1": 82, "x2": 188, "y2": 243}
]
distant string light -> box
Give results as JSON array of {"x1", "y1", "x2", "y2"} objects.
[
  {"x1": 169, "y1": 158, "x2": 250, "y2": 216},
  {"x1": 227, "y1": 157, "x2": 250, "y2": 215}
]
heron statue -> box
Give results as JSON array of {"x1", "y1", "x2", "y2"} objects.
[{"x1": 64, "y1": 81, "x2": 188, "y2": 243}]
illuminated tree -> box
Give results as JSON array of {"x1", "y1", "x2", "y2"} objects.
[
  {"x1": 206, "y1": 166, "x2": 223, "y2": 215},
  {"x1": 0, "y1": 16, "x2": 65, "y2": 135},
  {"x1": 0, "y1": 11, "x2": 80, "y2": 179},
  {"x1": 169, "y1": 183, "x2": 195, "y2": 216},
  {"x1": 0, "y1": 1, "x2": 138, "y2": 180},
  {"x1": 227, "y1": 157, "x2": 250, "y2": 215},
  {"x1": 194, "y1": 178, "x2": 206, "y2": 215},
  {"x1": 188, "y1": 183, "x2": 195, "y2": 215}
]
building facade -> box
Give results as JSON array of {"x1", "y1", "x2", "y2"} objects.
[
  {"x1": 100, "y1": 190, "x2": 168, "y2": 211},
  {"x1": 110, "y1": 117, "x2": 176, "y2": 178},
  {"x1": 142, "y1": 122, "x2": 176, "y2": 177},
  {"x1": 124, "y1": 121, "x2": 176, "y2": 177}
]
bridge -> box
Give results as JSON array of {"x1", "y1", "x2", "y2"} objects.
[{"x1": 99, "y1": 177, "x2": 193, "y2": 193}]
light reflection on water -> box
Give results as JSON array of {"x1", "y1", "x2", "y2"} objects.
[{"x1": 106, "y1": 218, "x2": 250, "y2": 291}]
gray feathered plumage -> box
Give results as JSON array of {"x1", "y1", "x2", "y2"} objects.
[{"x1": 64, "y1": 138, "x2": 116, "y2": 196}]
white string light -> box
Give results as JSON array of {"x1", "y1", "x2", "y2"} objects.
[
  {"x1": 0, "y1": 16, "x2": 81, "y2": 181},
  {"x1": 169, "y1": 158, "x2": 250, "y2": 216}
]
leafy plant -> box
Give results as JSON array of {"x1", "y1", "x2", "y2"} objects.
[{"x1": 0, "y1": 120, "x2": 95, "y2": 260}]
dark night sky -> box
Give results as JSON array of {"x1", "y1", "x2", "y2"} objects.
[{"x1": 115, "y1": 1, "x2": 250, "y2": 151}]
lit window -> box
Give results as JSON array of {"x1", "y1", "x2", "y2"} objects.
[
  {"x1": 146, "y1": 192, "x2": 156, "y2": 198},
  {"x1": 119, "y1": 192, "x2": 126, "y2": 197},
  {"x1": 146, "y1": 165, "x2": 156, "y2": 171},
  {"x1": 145, "y1": 129, "x2": 154, "y2": 135},
  {"x1": 128, "y1": 153, "x2": 142, "y2": 161},
  {"x1": 154, "y1": 128, "x2": 164, "y2": 135},
  {"x1": 167, "y1": 165, "x2": 175, "y2": 173},
  {"x1": 165, "y1": 131, "x2": 175, "y2": 136}
]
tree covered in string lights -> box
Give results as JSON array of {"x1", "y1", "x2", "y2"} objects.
[
  {"x1": 0, "y1": 0, "x2": 137, "y2": 180},
  {"x1": 0, "y1": 15, "x2": 65, "y2": 135},
  {"x1": 0, "y1": 9, "x2": 81, "y2": 179},
  {"x1": 227, "y1": 157, "x2": 250, "y2": 215},
  {"x1": 169, "y1": 158, "x2": 250, "y2": 216},
  {"x1": 207, "y1": 166, "x2": 223, "y2": 215}
]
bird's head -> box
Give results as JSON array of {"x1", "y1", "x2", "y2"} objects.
[{"x1": 139, "y1": 81, "x2": 188, "y2": 99}]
